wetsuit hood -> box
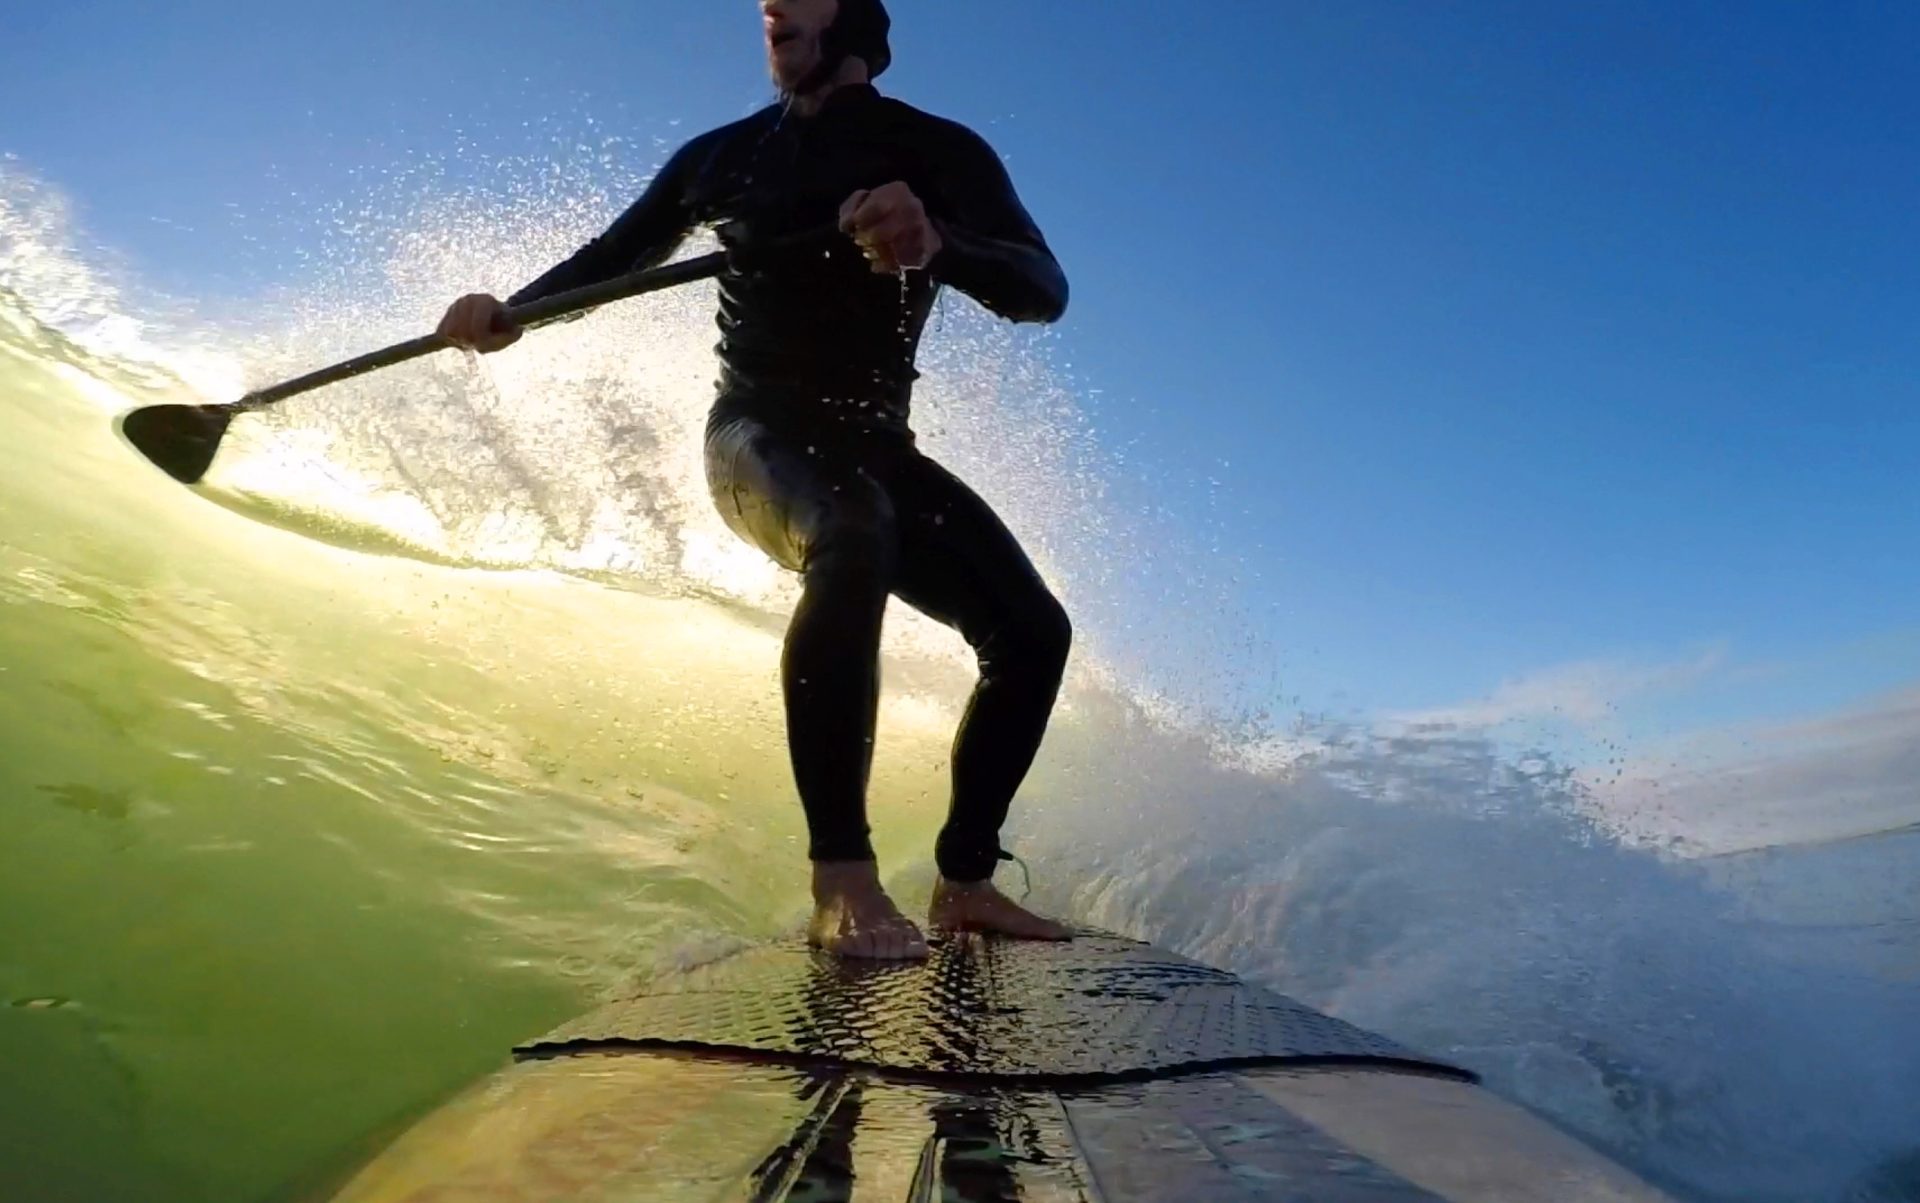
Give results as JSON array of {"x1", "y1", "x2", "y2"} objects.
[{"x1": 823, "y1": 0, "x2": 891, "y2": 80}]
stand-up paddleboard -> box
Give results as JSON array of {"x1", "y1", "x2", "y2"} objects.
[{"x1": 325, "y1": 931, "x2": 1672, "y2": 1202}]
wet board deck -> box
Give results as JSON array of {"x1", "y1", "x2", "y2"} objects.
[
  {"x1": 516, "y1": 931, "x2": 1456, "y2": 1081},
  {"x1": 326, "y1": 930, "x2": 1673, "y2": 1202}
]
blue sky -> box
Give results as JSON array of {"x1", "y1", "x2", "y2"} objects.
[{"x1": 5, "y1": 1, "x2": 1917, "y2": 793}]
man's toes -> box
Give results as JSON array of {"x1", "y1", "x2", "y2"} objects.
[
  {"x1": 1027, "y1": 914, "x2": 1073, "y2": 941},
  {"x1": 881, "y1": 923, "x2": 929, "y2": 960},
  {"x1": 1010, "y1": 908, "x2": 1072, "y2": 940},
  {"x1": 819, "y1": 919, "x2": 929, "y2": 961},
  {"x1": 841, "y1": 928, "x2": 884, "y2": 958}
]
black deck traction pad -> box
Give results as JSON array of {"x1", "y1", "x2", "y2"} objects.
[{"x1": 516, "y1": 931, "x2": 1473, "y2": 1085}]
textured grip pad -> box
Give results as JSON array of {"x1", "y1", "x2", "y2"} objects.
[{"x1": 516, "y1": 931, "x2": 1467, "y2": 1084}]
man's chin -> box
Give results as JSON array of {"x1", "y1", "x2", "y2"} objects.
[{"x1": 769, "y1": 47, "x2": 818, "y2": 92}]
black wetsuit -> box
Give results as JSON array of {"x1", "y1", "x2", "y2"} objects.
[{"x1": 509, "y1": 84, "x2": 1070, "y2": 883}]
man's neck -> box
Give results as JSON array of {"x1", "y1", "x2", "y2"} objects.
[{"x1": 787, "y1": 57, "x2": 872, "y2": 116}]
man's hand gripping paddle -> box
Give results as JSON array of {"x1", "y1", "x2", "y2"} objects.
[{"x1": 117, "y1": 244, "x2": 756, "y2": 485}]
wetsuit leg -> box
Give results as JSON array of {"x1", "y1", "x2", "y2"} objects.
[
  {"x1": 705, "y1": 414, "x2": 898, "y2": 864},
  {"x1": 875, "y1": 452, "x2": 1073, "y2": 884}
]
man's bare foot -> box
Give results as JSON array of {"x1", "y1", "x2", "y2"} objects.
[
  {"x1": 807, "y1": 861, "x2": 930, "y2": 960},
  {"x1": 928, "y1": 877, "x2": 1073, "y2": 940}
]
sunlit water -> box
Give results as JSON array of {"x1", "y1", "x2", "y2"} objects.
[{"x1": 3, "y1": 160, "x2": 1917, "y2": 1203}]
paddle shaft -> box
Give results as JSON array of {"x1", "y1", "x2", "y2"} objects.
[{"x1": 228, "y1": 250, "x2": 729, "y2": 414}]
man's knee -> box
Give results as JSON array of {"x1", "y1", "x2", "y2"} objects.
[
  {"x1": 986, "y1": 590, "x2": 1071, "y2": 681},
  {"x1": 1030, "y1": 592, "x2": 1073, "y2": 677}
]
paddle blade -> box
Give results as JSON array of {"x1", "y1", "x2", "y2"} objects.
[{"x1": 118, "y1": 404, "x2": 234, "y2": 484}]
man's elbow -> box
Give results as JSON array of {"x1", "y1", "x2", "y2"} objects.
[
  {"x1": 1019, "y1": 270, "x2": 1069, "y2": 325},
  {"x1": 1038, "y1": 273, "x2": 1069, "y2": 323}
]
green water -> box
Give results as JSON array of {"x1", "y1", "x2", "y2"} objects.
[{"x1": 0, "y1": 314, "x2": 978, "y2": 1200}]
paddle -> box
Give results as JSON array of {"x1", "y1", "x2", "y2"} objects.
[{"x1": 117, "y1": 248, "x2": 737, "y2": 485}]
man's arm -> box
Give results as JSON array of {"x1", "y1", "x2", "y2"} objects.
[
  {"x1": 924, "y1": 125, "x2": 1068, "y2": 324},
  {"x1": 506, "y1": 141, "x2": 703, "y2": 307}
]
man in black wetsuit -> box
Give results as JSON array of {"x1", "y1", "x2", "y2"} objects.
[{"x1": 438, "y1": 0, "x2": 1072, "y2": 960}]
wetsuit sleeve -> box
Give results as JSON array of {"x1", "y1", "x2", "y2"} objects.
[
  {"x1": 924, "y1": 126, "x2": 1068, "y2": 324},
  {"x1": 506, "y1": 140, "x2": 702, "y2": 307}
]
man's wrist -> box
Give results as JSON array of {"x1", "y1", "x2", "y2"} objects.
[{"x1": 925, "y1": 216, "x2": 958, "y2": 275}]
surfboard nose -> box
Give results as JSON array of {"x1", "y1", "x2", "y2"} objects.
[{"x1": 323, "y1": 933, "x2": 1674, "y2": 1202}]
